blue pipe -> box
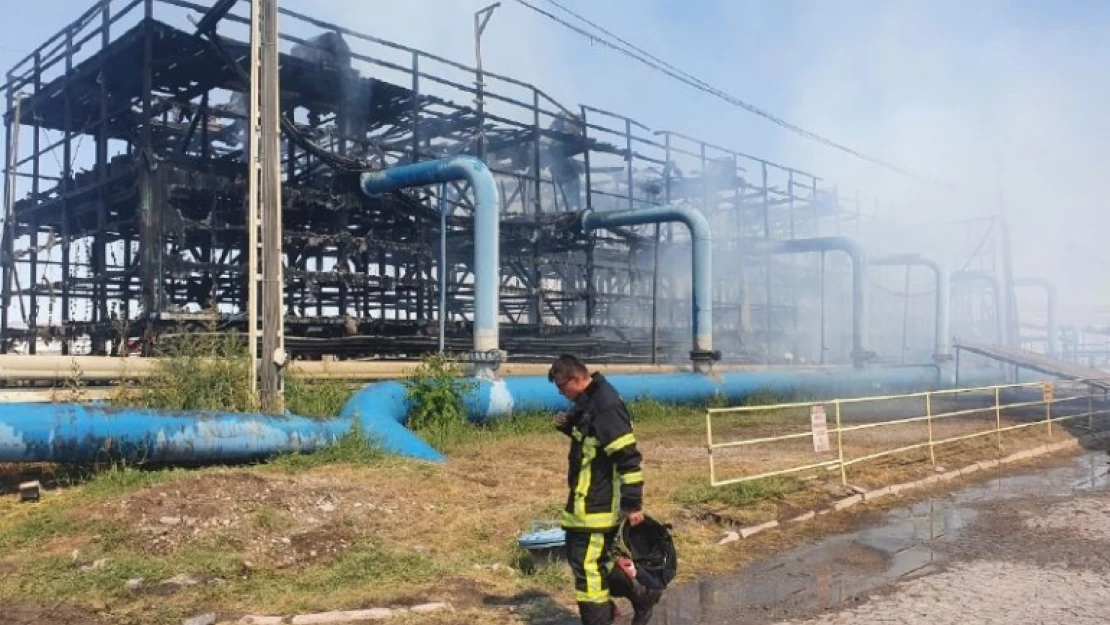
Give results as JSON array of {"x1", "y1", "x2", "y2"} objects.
[
  {"x1": 360, "y1": 157, "x2": 501, "y2": 355},
  {"x1": 580, "y1": 205, "x2": 714, "y2": 366},
  {"x1": 0, "y1": 404, "x2": 351, "y2": 464},
  {"x1": 871, "y1": 254, "x2": 951, "y2": 362},
  {"x1": 340, "y1": 364, "x2": 1008, "y2": 459},
  {"x1": 0, "y1": 367, "x2": 1008, "y2": 465},
  {"x1": 753, "y1": 236, "x2": 870, "y2": 367},
  {"x1": 0, "y1": 382, "x2": 443, "y2": 464}
]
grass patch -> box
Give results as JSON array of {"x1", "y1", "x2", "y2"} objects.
[
  {"x1": 0, "y1": 552, "x2": 171, "y2": 602},
  {"x1": 508, "y1": 544, "x2": 570, "y2": 589},
  {"x1": 59, "y1": 462, "x2": 184, "y2": 498},
  {"x1": 291, "y1": 540, "x2": 439, "y2": 589},
  {"x1": 285, "y1": 375, "x2": 355, "y2": 419},
  {"x1": 0, "y1": 464, "x2": 179, "y2": 552},
  {"x1": 674, "y1": 475, "x2": 805, "y2": 509},
  {"x1": 111, "y1": 325, "x2": 356, "y2": 419},
  {"x1": 113, "y1": 328, "x2": 255, "y2": 412},
  {"x1": 253, "y1": 507, "x2": 296, "y2": 532},
  {"x1": 231, "y1": 541, "x2": 444, "y2": 613},
  {"x1": 266, "y1": 425, "x2": 385, "y2": 473},
  {"x1": 0, "y1": 506, "x2": 85, "y2": 551}
]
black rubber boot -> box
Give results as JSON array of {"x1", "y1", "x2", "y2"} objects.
[
  {"x1": 629, "y1": 587, "x2": 662, "y2": 625},
  {"x1": 577, "y1": 600, "x2": 616, "y2": 625},
  {"x1": 607, "y1": 566, "x2": 662, "y2": 625}
]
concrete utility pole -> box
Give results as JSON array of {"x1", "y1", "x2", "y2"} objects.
[
  {"x1": 246, "y1": 0, "x2": 261, "y2": 402},
  {"x1": 473, "y1": 2, "x2": 500, "y2": 159},
  {"x1": 258, "y1": 0, "x2": 285, "y2": 412}
]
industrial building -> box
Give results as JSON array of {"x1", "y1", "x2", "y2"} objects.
[{"x1": 0, "y1": 0, "x2": 1078, "y2": 369}]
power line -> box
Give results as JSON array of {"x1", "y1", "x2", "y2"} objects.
[{"x1": 514, "y1": 0, "x2": 927, "y2": 181}]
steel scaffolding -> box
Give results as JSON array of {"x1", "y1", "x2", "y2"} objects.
[{"x1": 0, "y1": 0, "x2": 865, "y2": 363}]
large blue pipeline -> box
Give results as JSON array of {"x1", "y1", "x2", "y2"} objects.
[{"x1": 0, "y1": 366, "x2": 1007, "y2": 464}]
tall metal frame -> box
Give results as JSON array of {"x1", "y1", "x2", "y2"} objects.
[{"x1": 0, "y1": 0, "x2": 890, "y2": 366}]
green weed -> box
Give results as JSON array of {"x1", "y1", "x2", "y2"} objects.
[
  {"x1": 113, "y1": 326, "x2": 255, "y2": 412},
  {"x1": 285, "y1": 375, "x2": 354, "y2": 419},
  {"x1": 402, "y1": 353, "x2": 477, "y2": 449}
]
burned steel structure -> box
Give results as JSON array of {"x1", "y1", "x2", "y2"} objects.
[{"x1": 0, "y1": 0, "x2": 866, "y2": 363}]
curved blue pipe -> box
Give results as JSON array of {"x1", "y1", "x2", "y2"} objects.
[
  {"x1": 0, "y1": 367, "x2": 1009, "y2": 465},
  {"x1": 871, "y1": 254, "x2": 951, "y2": 362},
  {"x1": 754, "y1": 236, "x2": 869, "y2": 367},
  {"x1": 360, "y1": 156, "x2": 501, "y2": 353},
  {"x1": 580, "y1": 205, "x2": 713, "y2": 360}
]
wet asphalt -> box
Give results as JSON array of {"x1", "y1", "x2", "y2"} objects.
[{"x1": 645, "y1": 448, "x2": 1110, "y2": 625}]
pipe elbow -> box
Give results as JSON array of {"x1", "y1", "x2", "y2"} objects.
[
  {"x1": 579, "y1": 205, "x2": 710, "y2": 243},
  {"x1": 825, "y1": 236, "x2": 866, "y2": 264},
  {"x1": 677, "y1": 205, "x2": 712, "y2": 244},
  {"x1": 358, "y1": 156, "x2": 498, "y2": 207},
  {"x1": 339, "y1": 381, "x2": 444, "y2": 462}
]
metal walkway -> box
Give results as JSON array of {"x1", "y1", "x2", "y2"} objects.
[{"x1": 955, "y1": 340, "x2": 1110, "y2": 391}]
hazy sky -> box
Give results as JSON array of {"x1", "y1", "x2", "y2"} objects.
[{"x1": 3, "y1": 0, "x2": 1108, "y2": 326}]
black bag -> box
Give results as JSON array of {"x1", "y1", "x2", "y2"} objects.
[{"x1": 616, "y1": 515, "x2": 678, "y2": 590}]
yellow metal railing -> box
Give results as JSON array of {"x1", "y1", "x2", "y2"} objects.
[{"x1": 706, "y1": 379, "x2": 1110, "y2": 487}]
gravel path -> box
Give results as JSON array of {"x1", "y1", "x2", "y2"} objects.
[
  {"x1": 646, "y1": 451, "x2": 1110, "y2": 625},
  {"x1": 757, "y1": 457, "x2": 1110, "y2": 625},
  {"x1": 767, "y1": 559, "x2": 1110, "y2": 624}
]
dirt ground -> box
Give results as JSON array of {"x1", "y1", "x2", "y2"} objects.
[{"x1": 0, "y1": 401, "x2": 1104, "y2": 625}]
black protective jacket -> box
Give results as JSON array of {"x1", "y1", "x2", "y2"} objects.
[{"x1": 557, "y1": 373, "x2": 644, "y2": 531}]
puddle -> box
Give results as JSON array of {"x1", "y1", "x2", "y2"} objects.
[{"x1": 651, "y1": 451, "x2": 1110, "y2": 625}]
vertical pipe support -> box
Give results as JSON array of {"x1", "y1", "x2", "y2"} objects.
[
  {"x1": 834, "y1": 399, "x2": 846, "y2": 485},
  {"x1": 258, "y1": 0, "x2": 285, "y2": 413},
  {"x1": 246, "y1": 0, "x2": 261, "y2": 400},
  {"x1": 925, "y1": 392, "x2": 936, "y2": 466},
  {"x1": 438, "y1": 183, "x2": 447, "y2": 353},
  {"x1": 994, "y1": 385, "x2": 1002, "y2": 450}
]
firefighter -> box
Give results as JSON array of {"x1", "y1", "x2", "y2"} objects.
[{"x1": 549, "y1": 354, "x2": 661, "y2": 625}]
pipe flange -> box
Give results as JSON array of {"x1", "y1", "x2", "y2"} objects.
[
  {"x1": 850, "y1": 349, "x2": 878, "y2": 368},
  {"x1": 690, "y1": 350, "x2": 722, "y2": 370},
  {"x1": 462, "y1": 349, "x2": 507, "y2": 369}
]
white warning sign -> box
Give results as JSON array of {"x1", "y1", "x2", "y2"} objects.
[{"x1": 810, "y1": 404, "x2": 830, "y2": 453}]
